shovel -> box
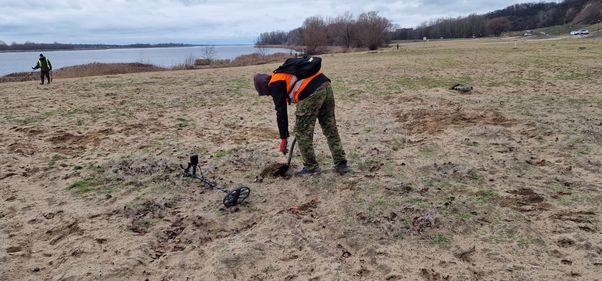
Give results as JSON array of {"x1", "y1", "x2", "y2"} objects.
[{"x1": 273, "y1": 138, "x2": 296, "y2": 177}]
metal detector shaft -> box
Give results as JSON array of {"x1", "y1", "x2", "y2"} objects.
[
  {"x1": 181, "y1": 153, "x2": 251, "y2": 208},
  {"x1": 190, "y1": 174, "x2": 218, "y2": 189},
  {"x1": 190, "y1": 174, "x2": 232, "y2": 193}
]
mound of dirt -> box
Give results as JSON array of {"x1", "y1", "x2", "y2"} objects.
[
  {"x1": 125, "y1": 200, "x2": 172, "y2": 234},
  {"x1": 396, "y1": 107, "x2": 514, "y2": 134},
  {"x1": 498, "y1": 188, "x2": 551, "y2": 213},
  {"x1": 259, "y1": 162, "x2": 296, "y2": 179},
  {"x1": 47, "y1": 129, "x2": 114, "y2": 146}
]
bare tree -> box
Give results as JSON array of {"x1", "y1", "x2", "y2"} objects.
[
  {"x1": 256, "y1": 46, "x2": 267, "y2": 56},
  {"x1": 286, "y1": 28, "x2": 304, "y2": 46},
  {"x1": 327, "y1": 12, "x2": 356, "y2": 49},
  {"x1": 201, "y1": 45, "x2": 216, "y2": 61},
  {"x1": 355, "y1": 12, "x2": 392, "y2": 50},
  {"x1": 256, "y1": 31, "x2": 288, "y2": 45},
  {"x1": 301, "y1": 16, "x2": 329, "y2": 54},
  {"x1": 487, "y1": 17, "x2": 512, "y2": 36},
  {"x1": 184, "y1": 54, "x2": 196, "y2": 68}
]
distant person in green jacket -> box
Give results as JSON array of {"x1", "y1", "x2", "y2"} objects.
[{"x1": 32, "y1": 53, "x2": 52, "y2": 85}]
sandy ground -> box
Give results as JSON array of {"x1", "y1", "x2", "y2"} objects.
[{"x1": 1, "y1": 37, "x2": 601, "y2": 281}]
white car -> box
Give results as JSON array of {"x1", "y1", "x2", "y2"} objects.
[{"x1": 572, "y1": 29, "x2": 590, "y2": 35}]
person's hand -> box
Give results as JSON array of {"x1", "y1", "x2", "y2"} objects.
[{"x1": 279, "y1": 138, "x2": 288, "y2": 155}]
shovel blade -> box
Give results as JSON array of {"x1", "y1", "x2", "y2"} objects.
[{"x1": 273, "y1": 164, "x2": 290, "y2": 177}]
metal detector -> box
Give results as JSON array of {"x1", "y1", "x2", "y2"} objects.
[{"x1": 180, "y1": 154, "x2": 250, "y2": 208}]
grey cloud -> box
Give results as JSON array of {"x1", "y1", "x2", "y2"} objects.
[{"x1": 0, "y1": 0, "x2": 559, "y2": 44}]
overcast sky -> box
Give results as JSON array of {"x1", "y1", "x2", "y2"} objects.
[{"x1": 0, "y1": 0, "x2": 555, "y2": 44}]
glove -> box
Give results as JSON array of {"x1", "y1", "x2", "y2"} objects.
[
  {"x1": 279, "y1": 138, "x2": 288, "y2": 155},
  {"x1": 32, "y1": 67, "x2": 35, "y2": 70}
]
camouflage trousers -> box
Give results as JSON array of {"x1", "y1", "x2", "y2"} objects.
[{"x1": 295, "y1": 82, "x2": 346, "y2": 170}]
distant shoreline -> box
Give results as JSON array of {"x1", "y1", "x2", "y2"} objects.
[
  {"x1": 0, "y1": 43, "x2": 261, "y2": 53},
  {"x1": 0, "y1": 52, "x2": 293, "y2": 83},
  {"x1": 0, "y1": 46, "x2": 180, "y2": 53}
]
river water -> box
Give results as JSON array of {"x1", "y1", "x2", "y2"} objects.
[{"x1": 0, "y1": 45, "x2": 293, "y2": 76}]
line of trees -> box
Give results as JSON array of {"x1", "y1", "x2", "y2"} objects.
[
  {"x1": 256, "y1": 11, "x2": 393, "y2": 54},
  {"x1": 392, "y1": 0, "x2": 600, "y2": 40},
  {"x1": 0, "y1": 41, "x2": 191, "y2": 52}
]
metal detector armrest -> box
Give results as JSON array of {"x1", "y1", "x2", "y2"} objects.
[{"x1": 181, "y1": 154, "x2": 199, "y2": 177}]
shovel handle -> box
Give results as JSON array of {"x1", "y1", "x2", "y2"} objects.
[{"x1": 287, "y1": 138, "x2": 297, "y2": 166}]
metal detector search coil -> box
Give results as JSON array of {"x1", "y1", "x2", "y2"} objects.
[{"x1": 181, "y1": 154, "x2": 250, "y2": 208}]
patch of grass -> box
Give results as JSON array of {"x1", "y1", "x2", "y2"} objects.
[
  {"x1": 13, "y1": 110, "x2": 58, "y2": 125},
  {"x1": 176, "y1": 117, "x2": 194, "y2": 128},
  {"x1": 221, "y1": 256, "x2": 242, "y2": 268},
  {"x1": 67, "y1": 178, "x2": 108, "y2": 194},
  {"x1": 421, "y1": 177, "x2": 435, "y2": 188},
  {"x1": 95, "y1": 82, "x2": 122, "y2": 88},
  {"x1": 212, "y1": 149, "x2": 228, "y2": 158},
  {"x1": 130, "y1": 218, "x2": 153, "y2": 232},
  {"x1": 62, "y1": 108, "x2": 84, "y2": 117},
  {"x1": 211, "y1": 146, "x2": 243, "y2": 159},
  {"x1": 462, "y1": 138, "x2": 479, "y2": 147},
  {"x1": 390, "y1": 139, "x2": 404, "y2": 151},
  {"x1": 457, "y1": 211, "x2": 473, "y2": 222},
  {"x1": 406, "y1": 196, "x2": 429, "y2": 209},
  {"x1": 262, "y1": 264, "x2": 280, "y2": 274},
  {"x1": 418, "y1": 143, "x2": 441, "y2": 159},
  {"x1": 566, "y1": 139, "x2": 592, "y2": 155},
  {"x1": 431, "y1": 233, "x2": 451, "y2": 246},
  {"x1": 357, "y1": 158, "x2": 379, "y2": 172},
  {"x1": 224, "y1": 77, "x2": 252, "y2": 96},
  {"x1": 351, "y1": 182, "x2": 404, "y2": 219},
  {"x1": 353, "y1": 195, "x2": 387, "y2": 219},
  {"x1": 48, "y1": 154, "x2": 65, "y2": 168},
  {"x1": 365, "y1": 196, "x2": 388, "y2": 215},
  {"x1": 69, "y1": 155, "x2": 182, "y2": 198},
  {"x1": 348, "y1": 150, "x2": 361, "y2": 164},
  {"x1": 382, "y1": 162, "x2": 399, "y2": 177},
  {"x1": 557, "y1": 192, "x2": 602, "y2": 206},
  {"x1": 476, "y1": 188, "x2": 496, "y2": 205},
  {"x1": 466, "y1": 169, "x2": 485, "y2": 183},
  {"x1": 555, "y1": 71, "x2": 594, "y2": 81},
  {"x1": 516, "y1": 236, "x2": 545, "y2": 249}
]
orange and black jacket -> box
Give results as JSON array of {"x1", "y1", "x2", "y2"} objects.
[{"x1": 268, "y1": 72, "x2": 330, "y2": 139}]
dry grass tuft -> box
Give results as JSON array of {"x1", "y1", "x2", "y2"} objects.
[
  {"x1": 0, "y1": 63, "x2": 165, "y2": 83},
  {"x1": 0, "y1": 71, "x2": 38, "y2": 83},
  {"x1": 56, "y1": 63, "x2": 165, "y2": 78},
  {"x1": 196, "y1": 52, "x2": 291, "y2": 67}
]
